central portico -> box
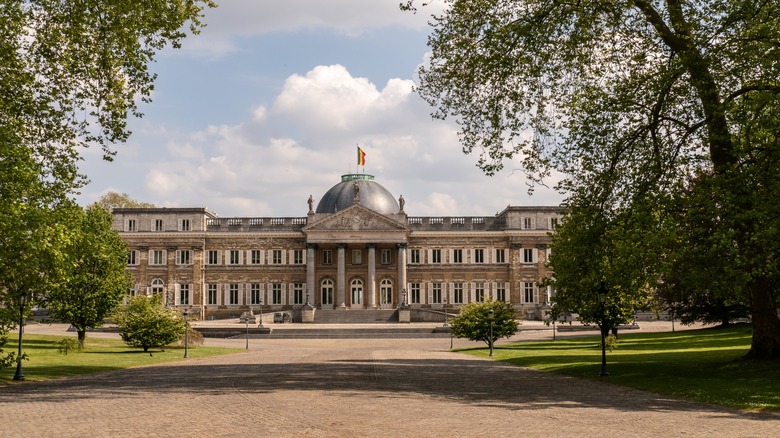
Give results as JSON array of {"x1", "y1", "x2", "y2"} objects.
[{"x1": 304, "y1": 174, "x2": 409, "y2": 310}]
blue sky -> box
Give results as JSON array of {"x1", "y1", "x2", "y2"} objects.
[{"x1": 77, "y1": 0, "x2": 564, "y2": 217}]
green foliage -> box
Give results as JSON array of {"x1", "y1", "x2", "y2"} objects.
[
  {"x1": 410, "y1": 0, "x2": 780, "y2": 358},
  {"x1": 0, "y1": 320, "x2": 18, "y2": 371},
  {"x1": 605, "y1": 334, "x2": 618, "y2": 353},
  {"x1": 45, "y1": 205, "x2": 132, "y2": 347},
  {"x1": 450, "y1": 300, "x2": 518, "y2": 346},
  {"x1": 113, "y1": 295, "x2": 186, "y2": 352},
  {"x1": 92, "y1": 192, "x2": 156, "y2": 210},
  {"x1": 57, "y1": 338, "x2": 82, "y2": 355}
]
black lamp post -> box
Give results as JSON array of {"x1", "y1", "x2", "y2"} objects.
[
  {"x1": 597, "y1": 283, "x2": 609, "y2": 377},
  {"x1": 488, "y1": 308, "x2": 495, "y2": 357},
  {"x1": 183, "y1": 309, "x2": 189, "y2": 359}
]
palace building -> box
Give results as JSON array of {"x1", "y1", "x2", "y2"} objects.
[{"x1": 112, "y1": 173, "x2": 561, "y2": 322}]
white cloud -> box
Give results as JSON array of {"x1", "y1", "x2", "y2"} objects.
[
  {"x1": 117, "y1": 64, "x2": 563, "y2": 217},
  {"x1": 179, "y1": 0, "x2": 444, "y2": 59}
]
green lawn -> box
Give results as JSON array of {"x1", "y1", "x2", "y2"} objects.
[
  {"x1": 463, "y1": 325, "x2": 780, "y2": 412},
  {"x1": 1, "y1": 334, "x2": 242, "y2": 383}
]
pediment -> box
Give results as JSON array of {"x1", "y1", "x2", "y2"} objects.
[{"x1": 304, "y1": 204, "x2": 407, "y2": 233}]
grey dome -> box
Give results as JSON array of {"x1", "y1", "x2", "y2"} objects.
[{"x1": 316, "y1": 174, "x2": 399, "y2": 215}]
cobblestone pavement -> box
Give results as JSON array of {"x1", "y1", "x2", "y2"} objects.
[{"x1": 1, "y1": 323, "x2": 778, "y2": 437}]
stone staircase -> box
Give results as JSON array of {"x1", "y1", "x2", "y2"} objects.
[{"x1": 313, "y1": 309, "x2": 398, "y2": 324}]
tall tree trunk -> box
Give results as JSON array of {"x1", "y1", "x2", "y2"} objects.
[
  {"x1": 77, "y1": 330, "x2": 86, "y2": 349},
  {"x1": 745, "y1": 276, "x2": 780, "y2": 360}
]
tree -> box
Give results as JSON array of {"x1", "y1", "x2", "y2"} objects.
[
  {"x1": 113, "y1": 295, "x2": 185, "y2": 352},
  {"x1": 1, "y1": 0, "x2": 214, "y2": 376},
  {"x1": 450, "y1": 300, "x2": 518, "y2": 346},
  {"x1": 93, "y1": 192, "x2": 156, "y2": 210},
  {"x1": 408, "y1": 0, "x2": 780, "y2": 359},
  {"x1": 46, "y1": 205, "x2": 132, "y2": 348},
  {"x1": 0, "y1": 132, "x2": 75, "y2": 380}
]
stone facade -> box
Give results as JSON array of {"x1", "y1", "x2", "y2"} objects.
[{"x1": 113, "y1": 176, "x2": 561, "y2": 322}]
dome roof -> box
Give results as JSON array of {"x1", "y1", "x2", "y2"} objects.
[{"x1": 316, "y1": 174, "x2": 399, "y2": 215}]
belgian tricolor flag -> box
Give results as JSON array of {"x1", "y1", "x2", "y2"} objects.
[{"x1": 357, "y1": 146, "x2": 366, "y2": 166}]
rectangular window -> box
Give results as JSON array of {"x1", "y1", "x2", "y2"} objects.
[
  {"x1": 126, "y1": 219, "x2": 137, "y2": 232},
  {"x1": 431, "y1": 283, "x2": 442, "y2": 304},
  {"x1": 381, "y1": 249, "x2": 391, "y2": 265},
  {"x1": 550, "y1": 217, "x2": 559, "y2": 229},
  {"x1": 522, "y1": 217, "x2": 533, "y2": 230},
  {"x1": 410, "y1": 283, "x2": 421, "y2": 304},
  {"x1": 409, "y1": 249, "x2": 420, "y2": 264},
  {"x1": 523, "y1": 248, "x2": 536, "y2": 264},
  {"x1": 154, "y1": 219, "x2": 164, "y2": 231},
  {"x1": 453, "y1": 249, "x2": 463, "y2": 263},
  {"x1": 293, "y1": 249, "x2": 304, "y2": 265},
  {"x1": 180, "y1": 219, "x2": 190, "y2": 231},
  {"x1": 229, "y1": 284, "x2": 239, "y2": 305},
  {"x1": 475, "y1": 282, "x2": 485, "y2": 302},
  {"x1": 207, "y1": 250, "x2": 220, "y2": 265},
  {"x1": 127, "y1": 250, "x2": 138, "y2": 266},
  {"x1": 495, "y1": 248, "x2": 506, "y2": 264},
  {"x1": 322, "y1": 250, "x2": 333, "y2": 265},
  {"x1": 523, "y1": 282, "x2": 535, "y2": 303},
  {"x1": 272, "y1": 250, "x2": 283, "y2": 265},
  {"x1": 431, "y1": 249, "x2": 442, "y2": 264},
  {"x1": 207, "y1": 284, "x2": 218, "y2": 305},
  {"x1": 251, "y1": 250, "x2": 262, "y2": 265},
  {"x1": 179, "y1": 284, "x2": 189, "y2": 305},
  {"x1": 229, "y1": 249, "x2": 241, "y2": 265},
  {"x1": 352, "y1": 249, "x2": 362, "y2": 265},
  {"x1": 474, "y1": 249, "x2": 485, "y2": 263},
  {"x1": 150, "y1": 250, "x2": 165, "y2": 265},
  {"x1": 177, "y1": 250, "x2": 191, "y2": 265},
  {"x1": 496, "y1": 283, "x2": 507, "y2": 302},
  {"x1": 272, "y1": 283, "x2": 283, "y2": 305},
  {"x1": 453, "y1": 282, "x2": 464, "y2": 304},
  {"x1": 250, "y1": 283, "x2": 262, "y2": 305},
  {"x1": 293, "y1": 283, "x2": 305, "y2": 305}
]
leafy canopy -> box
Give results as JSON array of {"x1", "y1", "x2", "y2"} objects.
[
  {"x1": 409, "y1": 0, "x2": 780, "y2": 359},
  {"x1": 113, "y1": 295, "x2": 185, "y2": 352},
  {"x1": 450, "y1": 300, "x2": 518, "y2": 346},
  {"x1": 46, "y1": 205, "x2": 132, "y2": 347}
]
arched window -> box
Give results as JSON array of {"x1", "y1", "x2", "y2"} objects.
[
  {"x1": 321, "y1": 278, "x2": 334, "y2": 307},
  {"x1": 380, "y1": 278, "x2": 393, "y2": 306},
  {"x1": 350, "y1": 278, "x2": 363, "y2": 307},
  {"x1": 150, "y1": 278, "x2": 164, "y2": 296}
]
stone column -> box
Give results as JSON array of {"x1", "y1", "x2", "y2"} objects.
[
  {"x1": 306, "y1": 243, "x2": 317, "y2": 306},
  {"x1": 367, "y1": 243, "x2": 377, "y2": 308},
  {"x1": 397, "y1": 243, "x2": 407, "y2": 305},
  {"x1": 337, "y1": 243, "x2": 346, "y2": 308}
]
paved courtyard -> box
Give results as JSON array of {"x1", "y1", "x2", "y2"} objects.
[{"x1": 1, "y1": 323, "x2": 778, "y2": 437}]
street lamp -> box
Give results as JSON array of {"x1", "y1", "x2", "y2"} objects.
[
  {"x1": 488, "y1": 308, "x2": 495, "y2": 357},
  {"x1": 183, "y1": 309, "x2": 189, "y2": 359},
  {"x1": 597, "y1": 282, "x2": 609, "y2": 377}
]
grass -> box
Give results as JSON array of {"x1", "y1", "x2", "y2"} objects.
[
  {"x1": 462, "y1": 324, "x2": 780, "y2": 412},
  {"x1": 1, "y1": 334, "x2": 242, "y2": 383}
]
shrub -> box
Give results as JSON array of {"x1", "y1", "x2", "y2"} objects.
[{"x1": 113, "y1": 295, "x2": 185, "y2": 352}]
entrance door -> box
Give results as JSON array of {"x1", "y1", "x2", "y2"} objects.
[
  {"x1": 321, "y1": 278, "x2": 334, "y2": 309},
  {"x1": 350, "y1": 279, "x2": 363, "y2": 307}
]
